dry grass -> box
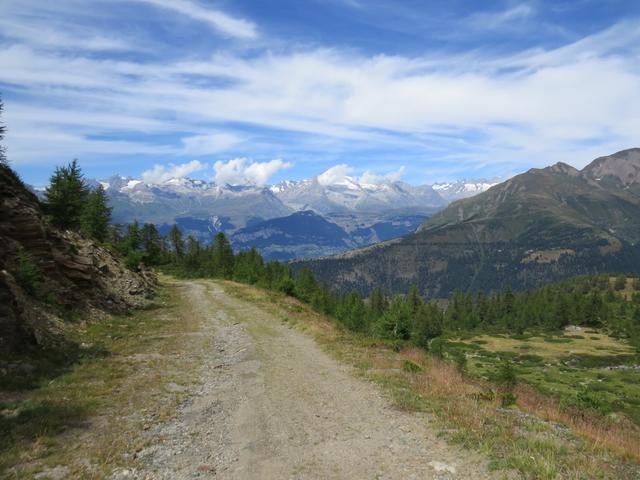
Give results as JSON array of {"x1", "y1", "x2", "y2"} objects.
[
  {"x1": 515, "y1": 384, "x2": 640, "y2": 461},
  {"x1": 0, "y1": 277, "x2": 207, "y2": 479}
]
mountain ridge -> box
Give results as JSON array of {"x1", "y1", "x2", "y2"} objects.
[{"x1": 298, "y1": 148, "x2": 640, "y2": 298}]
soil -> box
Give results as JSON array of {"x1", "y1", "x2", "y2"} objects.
[{"x1": 128, "y1": 280, "x2": 495, "y2": 480}]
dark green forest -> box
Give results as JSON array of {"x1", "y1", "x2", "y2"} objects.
[{"x1": 111, "y1": 217, "x2": 640, "y2": 352}]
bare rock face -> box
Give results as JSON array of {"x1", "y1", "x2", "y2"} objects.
[
  {"x1": 0, "y1": 164, "x2": 156, "y2": 354},
  {"x1": 582, "y1": 148, "x2": 640, "y2": 185}
]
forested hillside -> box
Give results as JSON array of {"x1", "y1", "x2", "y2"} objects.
[{"x1": 299, "y1": 149, "x2": 640, "y2": 298}]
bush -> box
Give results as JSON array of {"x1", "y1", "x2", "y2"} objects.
[
  {"x1": 575, "y1": 388, "x2": 612, "y2": 415},
  {"x1": 429, "y1": 337, "x2": 445, "y2": 358},
  {"x1": 493, "y1": 361, "x2": 517, "y2": 389},
  {"x1": 13, "y1": 249, "x2": 41, "y2": 296},
  {"x1": 276, "y1": 277, "x2": 296, "y2": 296},
  {"x1": 125, "y1": 250, "x2": 145, "y2": 271},
  {"x1": 501, "y1": 392, "x2": 518, "y2": 407},
  {"x1": 402, "y1": 360, "x2": 423, "y2": 373},
  {"x1": 614, "y1": 276, "x2": 627, "y2": 291}
]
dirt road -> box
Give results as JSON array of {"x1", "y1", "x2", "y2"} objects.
[{"x1": 132, "y1": 280, "x2": 493, "y2": 479}]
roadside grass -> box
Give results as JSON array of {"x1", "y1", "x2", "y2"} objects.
[
  {"x1": 222, "y1": 281, "x2": 640, "y2": 480},
  {"x1": 0, "y1": 279, "x2": 203, "y2": 479}
]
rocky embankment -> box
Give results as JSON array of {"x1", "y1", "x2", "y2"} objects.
[{"x1": 0, "y1": 163, "x2": 155, "y2": 354}]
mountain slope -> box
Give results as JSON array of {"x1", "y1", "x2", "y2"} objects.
[
  {"x1": 299, "y1": 148, "x2": 640, "y2": 298},
  {"x1": 230, "y1": 210, "x2": 433, "y2": 261},
  {"x1": 231, "y1": 210, "x2": 353, "y2": 260}
]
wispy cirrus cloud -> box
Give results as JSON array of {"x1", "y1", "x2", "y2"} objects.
[
  {"x1": 181, "y1": 133, "x2": 243, "y2": 155},
  {"x1": 1, "y1": 0, "x2": 639, "y2": 184},
  {"x1": 132, "y1": 0, "x2": 258, "y2": 39},
  {"x1": 465, "y1": 3, "x2": 536, "y2": 31}
]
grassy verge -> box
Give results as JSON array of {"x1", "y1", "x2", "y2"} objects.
[
  {"x1": 222, "y1": 281, "x2": 640, "y2": 480},
  {"x1": 0, "y1": 278, "x2": 204, "y2": 479}
]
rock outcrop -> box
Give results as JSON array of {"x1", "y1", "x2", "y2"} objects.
[{"x1": 0, "y1": 163, "x2": 155, "y2": 354}]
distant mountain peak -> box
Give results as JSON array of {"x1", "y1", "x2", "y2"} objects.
[
  {"x1": 582, "y1": 147, "x2": 640, "y2": 185},
  {"x1": 432, "y1": 178, "x2": 502, "y2": 201},
  {"x1": 546, "y1": 162, "x2": 580, "y2": 176}
]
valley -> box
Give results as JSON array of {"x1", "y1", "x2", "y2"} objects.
[
  {"x1": 301, "y1": 149, "x2": 640, "y2": 297},
  {"x1": 4, "y1": 1, "x2": 640, "y2": 477},
  {"x1": 88, "y1": 173, "x2": 483, "y2": 260},
  {"x1": 3, "y1": 153, "x2": 640, "y2": 479}
]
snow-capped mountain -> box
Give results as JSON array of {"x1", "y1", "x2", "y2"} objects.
[
  {"x1": 102, "y1": 175, "x2": 292, "y2": 237},
  {"x1": 270, "y1": 176, "x2": 444, "y2": 214},
  {"x1": 32, "y1": 169, "x2": 503, "y2": 258},
  {"x1": 431, "y1": 178, "x2": 502, "y2": 201}
]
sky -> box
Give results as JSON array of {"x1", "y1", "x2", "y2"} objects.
[{"x1": 1, "y1": 0, "x2": 639, "y2": 186}]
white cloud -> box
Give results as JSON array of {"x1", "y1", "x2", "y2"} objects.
[
  {"x1": 317, "y1": 164, "x2": 351, "y2": 185},
  {"x1": 0, "y1": 17, "x2": 134, "y2": 52},
  {"x1": 133, "y1": 0, "x2": 257, "y2": 39},
  {"x1": 466, "y1": 4, "x2": 535, "y2": 31},
  {"x1": 359, "y1": 166, "x2": 406, "y2": 185},
  {"x1": 181, "y1": 133, "x2": 241, "y2": 155},
  {"x1": 213, "y1": 158, "x2": 292, "y2": 185},
  {"x1": 142, "y1": 160, "x2": 206, "y2": 183},
  {"x1": 2, "y1": 3, "x2": 640, "y2": 177}
]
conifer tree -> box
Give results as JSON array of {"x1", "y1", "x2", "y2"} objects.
[
  {"x1": 406, "y1": 285, "x2": 423, "y2": 313},
  {"x1": 412, "y1": 303, "x2": 443, "y2": 348},
  {"x1": 369, "y1": 287, "x2": 388, "y2": 317},
  {"x1": 141, "y1": 223, "x2": 164, "y2": 264},
  {"x1": 44, "y1": 159, "x2": 89, "y2": 229},
  {"x1": 126, "y1": 220, "x2": 142, "y2": 251},
  {"x1": 0, "y1": 97, "x2": 6, "y2": 164},
  {"x1": 295, "y1": 267, "x2": 317, "y2": 302},
  {"x1": 213, "y1": 232, "x2": 234, "y2": 278},
  {"x1": 81, "y1": 184, "x2": 112, "y2": 242},
  {"x1": 169, "y1": 224, "x2": 184, "y2": 259}
]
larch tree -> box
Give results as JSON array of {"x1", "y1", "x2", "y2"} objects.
[
  {"x1": 44, "y1": 159, "x2": 89, "y2": 230},
  {"x1": 81, "y1": 184, "x2": 112, "y2": 242},
  {"x1": 0, "y1": 97, "x2": 6, "y2": 164}
]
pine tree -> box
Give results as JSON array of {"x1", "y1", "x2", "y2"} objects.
[
  {"x1": 295, "y1": 267, "x2": 317, "y2": 302},
  {"x1": 81, "y1": 185, "x2": 111, "y2": 242},
  {"x1": 169, "y1": 224, "x2": 184, "y2": 259},
  {"x1": 213, "y1": 232, "x2": 234, "y2": 278},
  {"x1": 406, "y1": 285, "x2": 423, "y2": 313},
  {"x1": 412, "y1": 303, "x2": 443, "y2": 348},
  {"x1": 44, "y1": 159, "x2": 89, "y2": 229},
  {"x1": 126, "y1": 220, "x2": 142, "y2": 251},
  {"x1": 377, "y1": 296, "x2": 412, "y2": 340},
  {"x1": 0, "y1": 97, "x2": 6, "y2": 164},
  {"x1": 141, "y1": 223, "x2": 164, "y2": 265},
  {"x1": 337, "y1": 290, "x2": 367, "y2": 332},
  {"x1": 184, "y1": 235, "x2": 202, "y2": 272},
  {"x1": 369, "y1": 288, "x2": 389, "y2": 317}
]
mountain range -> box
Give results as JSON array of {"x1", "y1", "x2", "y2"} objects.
[
  {"x1": 87, "y1": 173, "x2": 498, "y2": 259},
  {"x1": 298, "y1": 148, "x2": 640, "y2": 297}
]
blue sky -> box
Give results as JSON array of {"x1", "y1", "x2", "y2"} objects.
[{"x1": 1, "y1": 0, "x2": 639, "y2": 186}]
